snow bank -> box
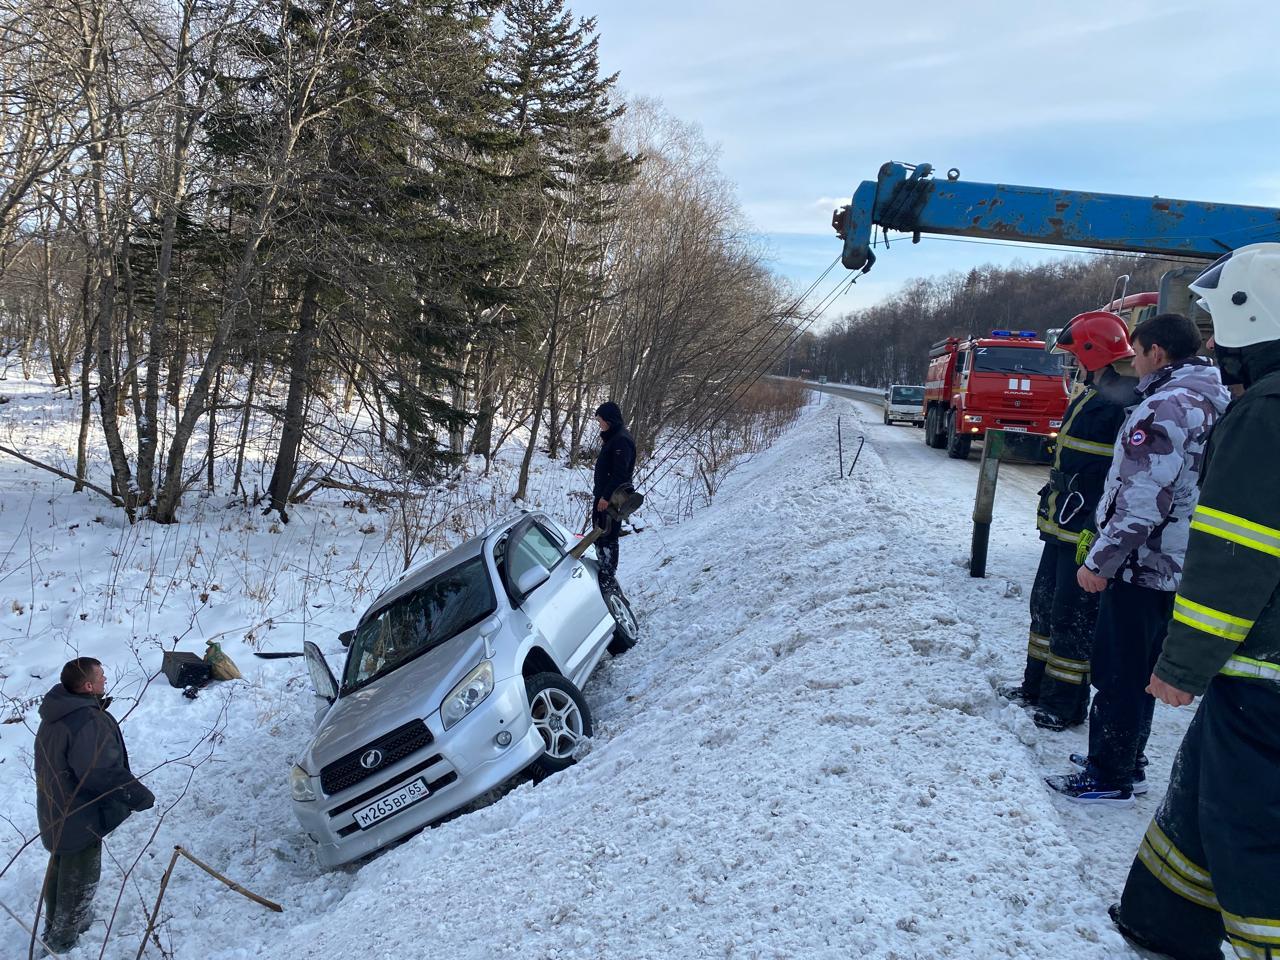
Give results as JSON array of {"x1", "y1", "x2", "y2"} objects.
[{"x1": 0, "y1": 384, "x2": 1193, "y2": 959}]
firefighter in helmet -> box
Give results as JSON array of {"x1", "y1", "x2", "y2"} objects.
[
  {"x1": 1109, "y1": 241, "x2": 1280, "y2": 960},
  {"x1": 1000, "y1": 310, "x2": 1137, "y2": 730}
]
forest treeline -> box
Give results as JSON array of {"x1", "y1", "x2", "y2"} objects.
[
  {"x1": 789, "y1": 253, "x2": 1186, "y2": 387},
  {"x1": 0, "y1": 0, "x2": 798, "y2": 523}
]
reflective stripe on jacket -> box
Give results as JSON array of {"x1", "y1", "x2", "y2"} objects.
[
  {"x1": 1154, "y1": 365, "x2": 1280, "y2": 695},
  {"x1": 1036, "y1": 376, "x2": 1131, "y2": 545}
]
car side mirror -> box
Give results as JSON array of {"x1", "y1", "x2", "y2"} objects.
[
  {"x1": 338, "y1": 629, "x2": 355, "y2": 648},
  {"x1": 514, "y1": 564, "x2": 550, "y2": 598},
  {"x1": 479, "y1": 615, "x2": 501, "y2": 658}
]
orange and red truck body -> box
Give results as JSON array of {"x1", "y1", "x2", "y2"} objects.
[{"x1": 922, "y1": 330, "x2": 1069, "y2": 458}]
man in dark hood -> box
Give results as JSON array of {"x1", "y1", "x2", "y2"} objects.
[
  {"x1": 34, "y1": 657, "x2": 155, "y2": 953},
  {"x1": 591, "y1": 401, "x2": 636, "y2": 591}
]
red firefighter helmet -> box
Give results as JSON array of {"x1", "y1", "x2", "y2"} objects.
[{"x1": 1053, "y1": 310, "x2": 1134, "y2": 371}]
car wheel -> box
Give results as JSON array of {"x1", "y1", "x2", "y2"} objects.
[
  {"x1": 604, "y1": 587, "x2": 638, "y2": 656},
  {"x1": 526, "y1": 672, "x2": 592, "y2": 777}
]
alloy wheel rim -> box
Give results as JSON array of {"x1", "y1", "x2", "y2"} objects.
[
  {"x1": 531, "y1": 688, "x2": 584, "y2": 759},
  {"x1": 608, "y1": 593, "x2": 637, "y2": 639}
]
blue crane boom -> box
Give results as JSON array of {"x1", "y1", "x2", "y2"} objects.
[{"x1": 833, "y1": 162, "x2": 1280, "y2": 274}]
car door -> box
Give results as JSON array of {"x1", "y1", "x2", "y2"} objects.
[
  {"x1": 303, "y1": 640, "x2": 339, "y2": 724},
  {"x1": 536, "y1": 519, "x2": 612, "y2": 672},
  {"x1": 503, "y1": 518, "x2": 606, "y2": 680}
]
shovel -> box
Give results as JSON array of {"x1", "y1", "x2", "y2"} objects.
[{"x1": 569, "y1": 484, "x2": 644, "y2": 560}]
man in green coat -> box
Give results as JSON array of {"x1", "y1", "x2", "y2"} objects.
[{"x1": 1110, "y1": 242, "x2": 1280, "y2": 960}]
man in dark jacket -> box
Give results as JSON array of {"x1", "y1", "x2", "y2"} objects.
[
  {"x1": 1109, "y1": 243, "x2": 1280, "y2": 960},
  {"x1": 34, "y1": 657, "x2": 155, "y2": 953},
  {"x1": 592, "y1": 401, "x2": 636, "y2": 591},
  {"x1": 1000, "y1": 310, "x2": 1137, "y2": 730}
]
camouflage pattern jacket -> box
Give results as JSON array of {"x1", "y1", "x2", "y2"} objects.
[
  {"x1": 1155, "y1": 348, "x2": 1280, "y2": 695},
  {"x1": 1083, "y1": 359, "x2": 1230, "y2": 591}
]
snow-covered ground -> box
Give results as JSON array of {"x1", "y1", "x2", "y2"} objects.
[{"x1": 0, "y1": 383, "x2": 1200, "y2": 959}]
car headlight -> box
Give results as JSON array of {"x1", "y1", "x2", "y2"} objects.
[
  {"x1": 441, "y1": 661, "x2": 494, "y2": 730},
  {"x1": 290, "y1": 764, "x2": 317, "y2": 802},
  {"x1": 964, "y1": 415, "x2": 983, "y2": 423},
  {"x1": 1049, "y1": 419, "x2": 1063, "y2": 428}
]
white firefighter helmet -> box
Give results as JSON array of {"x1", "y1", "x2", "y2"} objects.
[{"x1": 1189, "y1": 242, "x2": 1280, "y2": 348}]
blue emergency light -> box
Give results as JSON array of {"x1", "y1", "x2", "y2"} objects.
[{"x1": 989, "y1": 330, "x2": 1038, "y2": 338}]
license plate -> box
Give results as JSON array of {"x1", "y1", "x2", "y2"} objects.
[
  {"x1": 353, "y1": 778, "x2": 430, "y2": 829},
  {"x1": 1003, "y1": 426, "x2": 1028, "y2": 433}
]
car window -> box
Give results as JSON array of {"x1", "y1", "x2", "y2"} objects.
[
  {"x1": 508, "y1": 524, "x2": 564, "y2": 587},
  {"x1": 342, "y1": 556, "x2": 496, "y2": 694},
  {"x1": 891, "y1": 386, "x2": 924, "y2": 404}
]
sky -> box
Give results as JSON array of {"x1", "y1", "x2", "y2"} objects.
[{"x1": 575, "y1": 0, "x2": 1280, "y2": 320}]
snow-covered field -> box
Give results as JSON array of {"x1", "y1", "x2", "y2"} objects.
[{"x1": 0, "y1": 381, "x2": 1198, "y2": 959}]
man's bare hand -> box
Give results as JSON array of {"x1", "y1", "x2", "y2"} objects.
[
  {"x1": 1076, "y1": 566, "x2": 1108, "y2": 593},
  {"x1": 1147, "y1": 673, "x2": 1194, "y2": 707},
  {"x1": 597, "y1": 498, "x2": 609, "y2": 512}
]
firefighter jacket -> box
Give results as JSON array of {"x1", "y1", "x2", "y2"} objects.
[
  {"x1": 1084, "y1": 359, "x2": 1230, "y2": 591},
  {"x1": 1154, "y1": 357, "x2": 1280, "y2": 695},
  {"x1": 1035, "y1": 371, "x2": 1134, "y2": 545}
]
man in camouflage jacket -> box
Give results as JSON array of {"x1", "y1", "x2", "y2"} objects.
[
  {"x1": 1045, "y1": 313, "x2": 1228, "y2": 805},
  {"x1": 1111, "y1": 244, "x2": 1280, "y2": 960}
]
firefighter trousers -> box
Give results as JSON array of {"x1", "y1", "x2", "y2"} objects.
[
  {"x1": 1117, "y1": 676, "x2": 1280, "y2": 960},
  {"x1": 1021, "y1": 540, "x2": 1098, "y2": 720}
]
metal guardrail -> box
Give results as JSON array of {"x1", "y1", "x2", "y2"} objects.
[{"x1": 777, "y1": 376, "x2": 885, "y2": 403}]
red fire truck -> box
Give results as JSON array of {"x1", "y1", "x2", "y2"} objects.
[{"x1": 922, "y1": 329, "x2": 1069, "y2": 459}]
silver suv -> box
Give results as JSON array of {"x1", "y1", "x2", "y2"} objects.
[{"x1": 292, "y1": 511, "x2": 638, "y2": 867}]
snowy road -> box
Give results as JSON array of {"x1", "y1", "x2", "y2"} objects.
[{"x1": 0, "y1": 392, "x2": 1202, "y2": 959}]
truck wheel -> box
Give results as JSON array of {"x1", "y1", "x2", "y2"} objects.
[
  {"x1": 927, "y1": 408, "x2": 946, "y2": 449},
  {"x1": 526, "y1": 672, "x2": 592, "y2": 778},
  {"x1": 945, "y1": 412, "x2": 972, "y2": 460},
  {"x1": 924, "y1": 408, "x2": 936, "y2": 445},
  {"x1": 882, "y1": 411, "x2": 890, "y2": 425}
]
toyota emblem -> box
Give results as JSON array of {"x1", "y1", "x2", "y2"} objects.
[{"x1": 360, "y1": 749, "x2": 384, "y2": 770}]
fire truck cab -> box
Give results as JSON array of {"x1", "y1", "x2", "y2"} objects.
[{"x1": 922, "y1": 330, "x2": 1068, "y2": 460}]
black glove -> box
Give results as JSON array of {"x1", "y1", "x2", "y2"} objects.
[{"x1": 127, "y1": 781, "x2": 156, "y2": 811}]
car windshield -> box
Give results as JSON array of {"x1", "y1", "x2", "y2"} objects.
[
  {"x1": 341, "y1": 556, "x2": 496, "y2": 694},
  {"x1": 973, "y1": 346, "x2": 1063, "y2": 376},
  {"x1": 890, "y1": 386, "x2": 924, "y2": 404}
]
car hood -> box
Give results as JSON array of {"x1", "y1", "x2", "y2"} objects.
[{"x1": 300, "y1": 629, "x2": 489, "y2": 774}]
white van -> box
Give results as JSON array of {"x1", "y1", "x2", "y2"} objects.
[{"x1": 882, "y1": 384, "x2": 925, "y2": 426}]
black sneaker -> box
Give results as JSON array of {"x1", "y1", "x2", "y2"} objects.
[
  {"x1": 1069, "y1": 753, "x2": 1148, "y2": 795},
  {"x1": 1044, "y1": 768, "x2": 1134, "y2": 807},
  {"x1": 997, "y1": 680, "x2": 1037, "y2": 706}
]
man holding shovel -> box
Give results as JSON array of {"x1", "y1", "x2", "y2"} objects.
[{"x1": 591, "y1": 402, "x2": 636, "y2": 592}]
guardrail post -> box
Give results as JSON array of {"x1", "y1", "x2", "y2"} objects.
[
  {"x1": 970, "y1": 429, "x2": 1006, "y2": 578},
  {"x1": 837, "y1": 416, "x2": 844, "y2": 477}
]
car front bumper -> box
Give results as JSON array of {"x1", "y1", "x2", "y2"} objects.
[{"x1": 292, "y1": 675, "x2": 543, "y2": 868}]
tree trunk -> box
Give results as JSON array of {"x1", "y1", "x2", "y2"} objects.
[
  {"x1": 232, "y1": 351, "x2": 261, "y2": 497},
  {"x1": 207, "y1": 365, "x2": 222, "y2": 490},
  {"x1": 514, "y1": 318, "x2": 557, "y2": 501},
  {"x1": 74, "y1": 269, "x2": 96, "y2": 491},
  {"x1": 468, "y1": 339, "x2": 496, "y2": 464},
  {"x1": 264, "y1": 276, "x2": 322, "y2": 522}
]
